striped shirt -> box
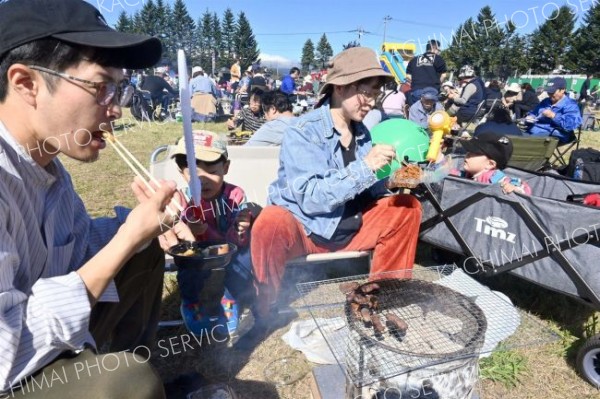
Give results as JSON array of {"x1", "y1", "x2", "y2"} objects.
[
  {"x1": 0, "y1": 122, "x2": 125, "y2": 391},
  {"x1": 235, "y1": 108, "x2": 265, "y2": 133}
]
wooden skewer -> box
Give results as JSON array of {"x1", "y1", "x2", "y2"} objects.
[{"x1": 102, "y1": 133, "x2": 184, "y2": 216}]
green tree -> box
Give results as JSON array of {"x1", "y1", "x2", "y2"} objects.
[
  {"x1": 154, "y1": 0, "x2": 171, "y2": 60},
  {"x1": 221, "y1": 8, "x2": 236, "y2": 61},
  {"x1": 443, "y1": 19, "x2": 479, "y2": 75},
  {"x1": 168, "y1": 0, "x2": 196, "y2": 65},
  {"x1": 211, "y1": 13, "x2": 224, "y2": 70},
  {"x1": 115, "y1": 11, "x2": 132, "y2": 33},
  {"x1": 138, "y1": 0, "x2": 158, "y2": 37},
  {"x1": 235, "y1": 12, "x2": 260, "y2": 70},
  {"x1": 301, "y1": 39, "x2": 315, "y2": 72},
  {"x1": 501, "y1": 22, "x2": 530, "y2": 79},
  {"x1": 528, "y1": 5, "x2": 576, "y2": 73},
  {"x1": 572, "y1": 2, "x2": 600, "y2": 74},
  {"x1": 470, "y1": 6, "x2": 507, "y2": 79},
  {"x1": 343, "y1": 40, "x2": 360, "y2": 50},
  {"x1": 315, "y1": 34, "x2": 333, "y2": 69},
  {"x1": 131, "y1": 11, "x2": 143, "y2": 34},
  {"x1": 197, "y1": 10, "x2": 213, "y2": 71}
]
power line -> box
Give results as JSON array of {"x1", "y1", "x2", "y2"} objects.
[
  {"x1": 255, "y1": 30, "x2": 353, "y2": 36},
  {"x1": 390, "y1": 18, "x2": 454, "y2": 30}
]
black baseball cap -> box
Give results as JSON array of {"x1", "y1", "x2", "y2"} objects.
[
  {"x1": 460, "y1": 133, "x2": 513, "y2": 169},
  {"x1": 0, "y1": 0, "x2": 161, "y2": 69}
]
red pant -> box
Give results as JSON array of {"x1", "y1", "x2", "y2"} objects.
[{"x1": 250, "y1": 194, "x2": 422, "y2": 316}]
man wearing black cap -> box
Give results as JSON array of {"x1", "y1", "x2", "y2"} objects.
[
  {"x1": 405, "y1": 39, "x2": 447, "y2": 106},
  {"x1": 0, "y1": 0, "x2": 181, "y2": 397},
  {"x1": 523, "y1": 77, "x2": 582, "y2": 143}
]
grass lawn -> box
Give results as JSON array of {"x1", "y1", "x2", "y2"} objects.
[{"x1": 61, "y1": 111, "x2": 600, "y2": 398}]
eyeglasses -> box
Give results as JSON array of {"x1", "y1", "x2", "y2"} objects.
[
  {"x1": 28, "y1": 65, "x2": 133, "y2": 107},
  {"x1": 353, "y1": 85, "x2": 381, "y2": 101}
]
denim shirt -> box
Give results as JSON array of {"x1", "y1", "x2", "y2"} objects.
[{"x1": 268, "y1": 102, "x2": 389, "y2": 239}]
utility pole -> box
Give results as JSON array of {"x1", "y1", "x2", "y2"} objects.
[
  {"x1": 351, "y1": 27, "x2": 371, "y2": 46},
  {"x1": 383, "y1": 15, "x2": 392, "y2": 44}
]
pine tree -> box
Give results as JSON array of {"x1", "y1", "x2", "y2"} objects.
[
  {"x1": 572, "y1": 2, "x2": 600, "y2": 74},
  {"x1": 315, "y1": 34, "x2": 333, "y2": 69},
  {"x1": 192, "y1": 16, "x2": 205, "y2": 68},
  {"x1": 154, "y1": 0, "x2": 171, "y2": 61},
  {"x1": 212, "y1": 13, "x2": 224, "y2": 71},
  {"x1": 138, "y1": 0, "x2": 158, "y2": 37},
  {"x1": 169, "y1": 0, "x2": 196, "y2": 65},
  {"x1": 454, "y1": 18, "x2": 479, "y2": 69},
  {"x1": 199, "y1": 10, "x2": 213, "y2": 72},
  {"x1": 301, "y1": 39, "x2": 315, "y2": 72},
  {"x1": 235, "y1": 12, "x2": 260, "y2": 70},
  {"x1": 343, "y1": 40, "x2": 360, "y2": 50},
  {"x1": 131, "y1": 11, "x2": 143, "y2": 34},
  {"x1": 221, "y1": 8, "x2": 236, "y2": 61},
  {"x1": 502, "y1": 22, "x2": 530, "y2": 79},
  {"x1": 528, "y1": 5, "x2": 576, "y2": 73},
  {"x1": 470, "y1": 6, "x2": 507, "y2": 79},
  {"x1": 115, "y1": 11, "x2": 132, "y2": 33}
]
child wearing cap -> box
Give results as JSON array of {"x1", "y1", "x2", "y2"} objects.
[
  {"x1": 442, "y1": 132, "x2": 531, "y2": 195},
  {"x1": 168, "y1": 131, "x2": 255, "y2": 338}
]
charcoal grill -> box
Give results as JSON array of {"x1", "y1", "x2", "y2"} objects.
[
  {"x1": 343, "y1": 278, "x2": 486, "y2": 399},
  {"x1": 297, "y1": 266, "x2": 559, "y2": 399},
  {"x1": 345, "y1": 279, "x2": 486, "y2": 360}
]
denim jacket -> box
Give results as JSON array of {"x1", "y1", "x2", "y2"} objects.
[
  {"x1": 526, "y1": 95, "x2": 582, "y2": 143},
  {"x1": 268, "y1": 102, "x2": 389, "y2": 239}
]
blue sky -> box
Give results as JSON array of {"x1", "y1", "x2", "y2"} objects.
[{"x1": 92, "y1": 0, "x2": 597, "y2": 67}]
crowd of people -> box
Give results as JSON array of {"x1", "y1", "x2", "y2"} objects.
[{"x1": 0, "y1": 0, "x2": 596, "y2": 398}]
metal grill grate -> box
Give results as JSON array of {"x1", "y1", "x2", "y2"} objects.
[
  {"x1": 296, "y1": 265, "x2": 559, "y2": 388},
  {"x1": 345, "y1": 279, "x2": 487, "y2": 360}
]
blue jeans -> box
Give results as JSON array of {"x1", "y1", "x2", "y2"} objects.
[{"x1": 177, "y1": 246, "x2": 255, "y2": 308}]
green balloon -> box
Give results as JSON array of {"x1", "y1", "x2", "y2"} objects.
[{"x1": 370, "y1": 118, "x2": 431, "y2": 179}]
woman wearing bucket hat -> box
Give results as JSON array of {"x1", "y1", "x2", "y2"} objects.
[{"x1": 248, "y1": 47, "x2": 422, "y2": 333}]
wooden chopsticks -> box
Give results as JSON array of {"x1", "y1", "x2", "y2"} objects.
[{"x1": 102, "y1": 133, "x2": 184, "y2": 216}]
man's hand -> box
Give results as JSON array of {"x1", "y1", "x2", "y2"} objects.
[
  {"x1": 234, "y1": 208, "x2": 252, "y2": 235},
  {"x1": 364, "y1": 144, "x2": 396, "y2": 172},
  {"x1": 125, "y1": 178, "x2": 185, "y2": 245},
  {"x1": 541, "y1": 109, "x2": 556, "y2": 119}
]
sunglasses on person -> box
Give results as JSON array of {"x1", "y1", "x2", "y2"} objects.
[{"x1": 28, "y1": 65, "x2": 133, "y2": 107}]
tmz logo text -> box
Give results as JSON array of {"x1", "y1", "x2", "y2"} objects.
[{"x1": 474, "y1": 216, "x2": 516, "y2": 243}]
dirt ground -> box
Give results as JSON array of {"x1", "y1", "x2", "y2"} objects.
[{"x1": 151, "y1": 247, "x2": 600, "y2": 399}]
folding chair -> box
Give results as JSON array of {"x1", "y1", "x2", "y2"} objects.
[
  {"x1": 550, "y1": 126, "x2": 582, "y2": 167},
  {"x1": 507, "y1": 136, "x2": 559, "y2": 171},
  {"x1": 460, "y1": 100, "x2": 487, "y2": 132},
  {"x1": 460, "y1": 98, "x2": 501, "y2": 134}
]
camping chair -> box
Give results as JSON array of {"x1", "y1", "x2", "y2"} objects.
[
  {"x1": 507, "y1": 136, "x2": 559, "y2": 171},
  {"x1": 550, "y1": 126, "x2": 582, "y2": 167},
  {"x1": 460, "y1": 98, "x2": 501, "y2": 134}
]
